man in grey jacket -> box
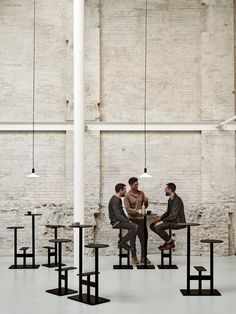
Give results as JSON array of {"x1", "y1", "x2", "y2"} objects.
[
  {"x1": 150, "y1": 183, "x2": 186, "y2": 250},
  {"x1": 108, "y1": 183, "x2": 138, "y2": 251}
]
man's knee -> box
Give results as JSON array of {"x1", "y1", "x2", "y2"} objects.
[{"x1": 131, "y1": 223, "x2": 138, "y2": 233}]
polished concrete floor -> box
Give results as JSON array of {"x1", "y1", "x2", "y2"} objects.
[{"x1": 0, "y1": 254, "x2": 236, "y2": 314}]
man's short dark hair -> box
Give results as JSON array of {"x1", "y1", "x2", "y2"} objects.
[
  {"x1": 115, "y1": 183, "x2": 126, "y2": 193},
  {"x1": 128, "y1": 177, "x2": 138, "y2": 186},
  {"x1": 166, "y1": 183, "x2": 176, "y2": 192}
]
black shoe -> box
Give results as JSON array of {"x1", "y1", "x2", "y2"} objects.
[{"x1": 118, "y1": 242, "x2": 132, "y2": 251}]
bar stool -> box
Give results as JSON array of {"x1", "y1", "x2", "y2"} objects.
[
  {"x1": 42, "y1": 224, "x2": 65, "y2": 268},
  {"x1": 197, "y1": 239, "x2": 223, "y2": 296},
  {"x1": 113, "y1": 229, "x2": 133, "y2": 269},
  {"x1": 157, "y1": 224, "x2": 178, "y2": 269},
  {"x1": 46, "y1": 239, "x2": 77, "y2": 296},
  {"x1": 68, "y1": 243, "x2": 110, "y2": 305}
]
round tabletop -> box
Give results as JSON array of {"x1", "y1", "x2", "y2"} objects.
[
  {"x1": 7, "y1": 226, "x2": 24, "y2": 229},
  {"x1": 24, "y1": 213, "x2": 42, "y2": 216},
  {"x1": 176, "y1": 222, "x2": 200, "y2": 227},
  {"x1": 85, "y1": 243, "x2": 109, "y2": 249},
  {"x1": 201, "y1": 239, "x2": 223, "y2": 244},
  {"x1": 49, "y1": 238, "x2": 71, "y2": 243},
  {"x1": 69, "y1": 224, "x2": 93, "y2": 229},
  {"x1": 45, "y1": 224, "x2": 65, "y2": 228}
]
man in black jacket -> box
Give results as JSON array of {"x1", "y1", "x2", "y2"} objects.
[
  {"x1": 150, "y1": 183, "x2": 186, "y2": 250},
  {"x1": 108, "y1": 183, "x2": 138, "y2": 251}
]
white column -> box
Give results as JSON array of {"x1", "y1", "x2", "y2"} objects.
[{"x1": 74, "y1": 0, "x2": 84, "y2": 267}]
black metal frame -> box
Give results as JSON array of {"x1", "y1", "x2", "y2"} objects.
[
  {"x1": 137, "y1": 214, "x2": 155, "y2": 269},
  {"x1": 46, "y1": 240, "x2": 77, "y2": 296},
  {"x1": 157, "y1": 226, "x2": 178, "y2": 269},
  {"x1": 113, "y1": 229, "x2": 133, "y2": 269}
]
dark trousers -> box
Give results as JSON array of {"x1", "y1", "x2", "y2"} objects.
[
  {"x1": 113, "y1": 221, "x2": 138, "y2": 246},
  {"x1": 130, "y1": 218, "x2": 148, "y2": 258},
  {"x1": 151, "y1": 223, "x2": 171, "y2": 242}
]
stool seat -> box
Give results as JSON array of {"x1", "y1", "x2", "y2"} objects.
[
  {"x1": 200, "y1": 239, "x2": 223, "y2": 244},
  {"x1": 43, "y1": 245, "x2": 54, "y2": 249},
  {"x1": 49, "y1": 239, "x2": 71, "y2": 243},
  {"x1": 45, "y1": 224, "x2": 65, "y2": 228},
  {"x1": 176, "y1": 222, "x2": 200, "y2": 227},
  {"x1": 55, "y1": 266, "x2": 77, "y2": 271},
  {"x1": 85, "y1": 243, "x2": 109, "y2": 249},
  {"x1": 194, "y1": 266, "x2": 207, "y2": 272},
  {"x1": 7, "y1": 226, "x2": 24, "y2": 229},
  {"x1": 69, "y1": 224, "x2": 93, "y2": 228},
  {"x1": 77, "y1": 271, "x2": 99, "y2": 277},
  {"x1": 20, "y1": 247, "x2": 29, "y2": 251}
]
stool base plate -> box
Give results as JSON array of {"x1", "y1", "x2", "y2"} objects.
[
  {"x1": 113, "y1": 265, "x2": 133, "y2": 269},
  {"x1": 9, "y1": 265, "x2": 40, "y2": 269},
  {"x1": 42, "y1": 263, "x2": 66, "y2": 268},
  {"x1": 68, "y1": 293, "x2": 110, "y2": 305},
  {"x1": 157, "y1": 265, "x2": 178, "y2": 269},
  {"x1": 136, "y1": 264, "x2": 155, "y2": 269},
  {"x1": 46, "y1": 288, "x2": 77, "y2": 296},
  {"x1": 180, "y1": 289, "x2": 221, "y2": 296}
]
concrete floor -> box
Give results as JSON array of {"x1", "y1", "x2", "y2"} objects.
[{"x1": 0, "y1": 254, "x2": 236, "y2": 314}]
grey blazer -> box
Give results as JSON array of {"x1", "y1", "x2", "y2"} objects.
[{"x1": 161, "y1": 194, "x2": 186, "y2": 228}]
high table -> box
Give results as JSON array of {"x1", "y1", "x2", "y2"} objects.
[
  {"x1": 7, "y1": 226, "x2": 25, "y2": 269},
  {"x1": 24, "y1": 213, "x2": 42, "y2": 268},
  {"x1": 68, "y1": 224, "x2": 93, "y2": 296},
  {"x1": 176, "y1": 222, "x2": 200, "y2": 295},
  {"x1": 136, "y1": 213, "x2": 157, "y2": 269},
  {"x1": 42, "y1": 224, "x2": 65, "y2": 267}
]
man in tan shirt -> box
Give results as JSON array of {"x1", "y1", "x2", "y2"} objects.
[{"x1": 124, "y1": 177, "x2": 151, "y2": 265}]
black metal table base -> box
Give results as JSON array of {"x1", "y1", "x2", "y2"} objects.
[
  {"x1": 180, "y1": 289, "x2": 221, "y2": 296},
  {"x1": 68, "y1": 294, "x2": 110, "y2": 305},
  {"x1": 42, "y1": 263, "x2": 66, "y2": 268},
  {"x1": 46, "y1": 288, "x2": 77, "y2": 296},
  {"x1": 158, "y1": 265, "x2": 178, "y2": 269},
  {"x1": 9, "y1": 264, "x2": 40, "y2": 269},
  {"x1": 136, "y1": 264, "x2": 155, "y2": 269},
  {"x1": 113, "y1": 265, "x2": 133, "y2": 269}
]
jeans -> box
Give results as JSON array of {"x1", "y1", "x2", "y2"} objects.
[
  {"x1": 151, "y1": 222, "x2": 171, "y2": 242},
  {"x1": 113, "y1": 221, "x2": 138, "y2": 247},
  {"x1": 130, "y1": 218, "x2": 148, "y2": 258}
]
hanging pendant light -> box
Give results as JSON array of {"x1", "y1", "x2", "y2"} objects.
[
  {"x1": 140, "y1": 0, "x2": 152, "y2": 178},
  {"x1": 27, "y1": 0, "x2": 39, "y2": 178}
]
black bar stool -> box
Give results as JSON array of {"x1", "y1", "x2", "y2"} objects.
[
  {"x1": 113, "y1": 229, "x2": 133, "y2": 269},
  {"x1": 46, "y1": 239, "x2": 77, "y2": 296},
  {"x1": 7, "y1": 226, "x2": 26, "y2": 269},
  {"x1": 24, "y1": 213, "x2": 42, "y2": 268},
  {"x1": 42, "y1": 224, "x2": 65, "y2": 268},
  {"x1": 69, "y1": 243, "x2": 110, "y2": 305},
  {"x1": 197, "y1": 239, "x2": 223, "y2": 296},
  {"x1": 157, "y1": 224, "x2": 178, "y2": 269}
]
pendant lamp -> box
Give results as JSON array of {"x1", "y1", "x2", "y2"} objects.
[
  {"x1": 27, "y1": 0, "x2": 39, "y2": 178},
  {"x1": 140, "y1": 0, "x2": 152, "y2": 178}
]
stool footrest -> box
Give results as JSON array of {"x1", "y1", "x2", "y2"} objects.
[
  {"x1": 118, "y1": 254, "x2": 129, "y2": 258},
  {"x1": 194, "y1": 266, "x2": 207, "y2": 272},
  {"x1": 55, "y1": 267, "x2": 77, "y2": 271},
  {"x1": 43, "y1": 246, "x2": 55, "y2": 249},
  {"x1": 81, "y1": 280, "x2": 96, "y2": 288},
  {"x1": 19, "y1": 247, "x2": 30, "y2": 251},
  {"x1": 77, "y1": 271, "x2": 99, "y2": 277}
]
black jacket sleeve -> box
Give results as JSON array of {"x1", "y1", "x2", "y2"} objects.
[{"x1": 163, "y1": 198, "x2": 181, "y2": 223}]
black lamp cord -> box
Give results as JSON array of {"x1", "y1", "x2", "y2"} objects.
[
  {"x1": 32, "y1": 0, "x2": 36, "y2": 171},
  {"x1": 144, "y1": 0, "x2": 148, "y2": 170}
]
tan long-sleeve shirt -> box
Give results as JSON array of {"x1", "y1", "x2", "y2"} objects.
[{"x1": 124, "y1": 190, "x2": 148, "y2": 219}]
